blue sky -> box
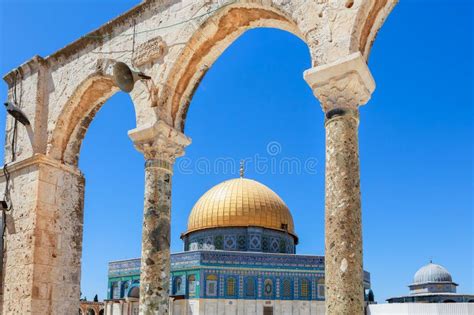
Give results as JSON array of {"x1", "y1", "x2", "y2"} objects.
[{"x1": 1, "y1": 0, "x2": 472, "y2": 303}]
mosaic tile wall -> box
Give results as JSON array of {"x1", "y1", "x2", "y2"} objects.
[
  {"x1": 107, "y1": 251, "x2": 371, "y2": 301},
  {"x1": 182, "y1": 227, "x2": 296, "y2": 254}
]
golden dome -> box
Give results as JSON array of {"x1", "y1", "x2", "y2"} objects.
[{"x1": 184, "y1": 178, "x2": 296, "y2": 238}]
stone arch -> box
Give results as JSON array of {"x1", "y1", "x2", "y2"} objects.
[
  {"x1": 353, "y1": 0, "x2": 398, "y2": 58},
  {"x1": 46, "y1": 59, "x2": 158, "y2": 167},
  {"x1": 161, "y1": 3, "x2": 306, "y2": 131},
  {"x1": 160, "y1": 0, "x2": 397, "y2": 131},
  {"x1": 0, "y1": 1, "x2": 397, "y2": 314},
  {"x1": 46, "y1": 72, "x2": 119, "y2": 166}
]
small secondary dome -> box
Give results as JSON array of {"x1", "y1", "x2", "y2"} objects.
[
  {"x1": 185, "y1": 177, "x2": 296, "y2": 239},
  {"x1": 413, "y1": 262, "x2": 453, "y2": 284}
]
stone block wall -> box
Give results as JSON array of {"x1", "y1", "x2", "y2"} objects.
[{"x1": 0, "y1": 155, "x2": 84, "y2": 314}]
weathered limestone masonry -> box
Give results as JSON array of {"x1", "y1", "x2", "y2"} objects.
[
  {"x1": 129, "y1": 121, "x2": 191, "y2": 315},
  {"x1": 304, "y1": 52, "x2": 375, "y2": 315},
  {"x1": 1, "y1": 1, "x2": 396, "y2": 314},
  {"x1": 0, "y1": 155, "x2": 84, "y2": 314}
]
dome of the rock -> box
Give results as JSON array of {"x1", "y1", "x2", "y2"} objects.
[{"x1": 184, "y1": 177, "x2": 296, "y2": 239}]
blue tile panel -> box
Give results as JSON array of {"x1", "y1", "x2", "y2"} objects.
[
  {"x1": 183, "y1": 227, "x2": 296, "y2": 254},
  {"x1": 107, "y1": 251, "x2": 371, "y2": 301}
]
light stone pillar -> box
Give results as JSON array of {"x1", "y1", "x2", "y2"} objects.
[
  {"x1": 129, "y1": 121, "x2": 191, "y2": 315},
  {"x1": 304, "y1": 52, "x2": 375, "y2": 315},
  {"x1": 0, "y1": 154, "x2": 84, "y2": 314}
]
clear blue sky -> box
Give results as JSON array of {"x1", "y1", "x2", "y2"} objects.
[{"x1": 1, "y1": 0, "x2": 472, "y2": 303}]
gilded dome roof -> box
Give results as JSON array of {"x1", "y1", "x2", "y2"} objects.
[
  {"x1": 184, "y1": 178, "x2": 296, "y2": 238},
  {"x1": 413, "y1": 263, "x2": 453, "y2": 284}
]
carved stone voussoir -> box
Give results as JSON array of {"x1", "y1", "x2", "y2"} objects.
[
  {"x1": 132, "y1": 36, "x2": 168, "y2": 67},
  {"x1": 304, "y1": 52, "x2": 376, "y2": 113},
  {"x1": 128, "y1": 120, "x2": 191, "y2": 163}
]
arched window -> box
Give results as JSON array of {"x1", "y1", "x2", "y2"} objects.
[
  {"x1": 188, "y1": 274, "x2": 197, "y2": 296},
  {"x1": 367, "y1": 289, "x2": 375, "y2": 302},
  {"x1": 111, "y1": 282, "x2": 120, "y2": 299},
  {"x1": 206, "y1": 274, "x2": 218, "y2": 297},
  {"x1": 282, "y1": 278, "x2": 292, "y2": 298},
  {"x1": 300, "y1": 278, "x2": 310, "y2": 298},
  {"x1": 122, "y1": 281, "x2": 130, "y2": 297},
  {"x1": 173, "y1": 276, "x2": 183, "y2": 294},
  {"x1": 317, "y1": 278, "x2": 325, "y2": 298},
  {"x1": 263, "y1": 279, "x2": 273, "y2": 297},
  {"x1": 226, "y1": 277, "x2": 236, "y2": 297},
  {"x1": 245, "y1": 277, "x2": 256, "y2": 297}
]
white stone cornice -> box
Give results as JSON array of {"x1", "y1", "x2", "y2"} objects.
[
  {"x1": 0, "y1": 153, "x2": 83, "y2": 178},
  {"x1": 3, "y1": 55, "x2": 46, "y2": 86},
  {"x1": 128, "y1": 120, "x2": 191, "y2": 162},
  {"x1": 303, "y1": 52, "x2": 376, "y2": 112}
]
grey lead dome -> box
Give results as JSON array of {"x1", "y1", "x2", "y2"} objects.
[{"x1": 413, "y1": 263, "x2": 453, "y2": 284}]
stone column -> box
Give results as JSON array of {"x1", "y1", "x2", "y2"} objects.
[
  {"x1": 129, "y1": 121, "x2": 191, "y2": 315},
  {"x1": 304, "y1": 52, "x2": 375, "y2": 315},
  {"x1": 0, "y1": 154, "x2": 84, "y2": 314}
]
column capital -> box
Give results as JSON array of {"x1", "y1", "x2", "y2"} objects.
[
  {"x1": 303, "y1": 52, "x2": 375, "y2": 113},
  {"x1": 128, "y1": 121, "x2": 191, "y2": 163}
]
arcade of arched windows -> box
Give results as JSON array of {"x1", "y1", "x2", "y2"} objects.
[
  {"x1": 79, "y1": 301, "x2": 104, "y2": 315},
  {"x1": 200, "y1": 274, "x2": 323, "y2": 300}
]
